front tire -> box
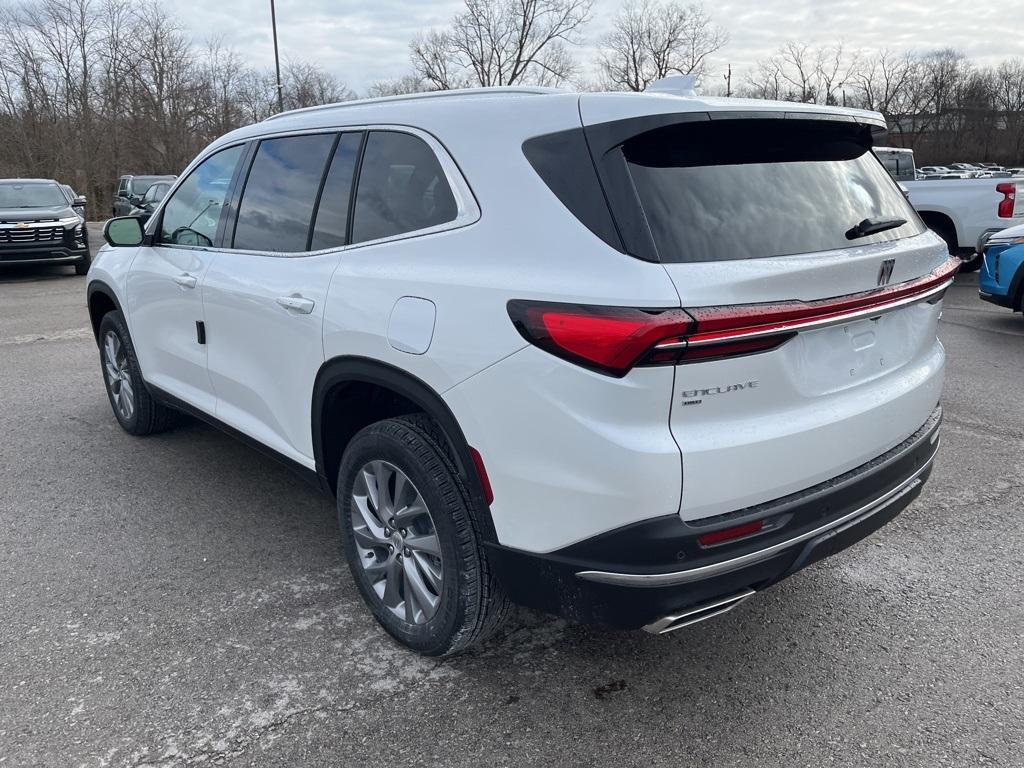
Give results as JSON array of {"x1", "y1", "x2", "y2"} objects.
[
  {"x1": 337, "y1": 416, "x2": 508, "y2": 656},
  {"x1": 74, "y1": 254, "x2": 91, "y2": 276},
  {"x1": 97, "y1": 311, "x2": 179, "y2": 435}
]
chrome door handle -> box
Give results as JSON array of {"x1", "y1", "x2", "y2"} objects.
[
  {"x1": 275, "y1": 295, "x2": 315, "y2": 314},
  {"x1": 173, "y1": 273, "x2": 198, "y2": 289}
]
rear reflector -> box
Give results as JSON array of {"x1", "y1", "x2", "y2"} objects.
[
  {"x1": 469, "y1": 447, "x2": 494, "y2": 506},
  {"x1": 697, "y1": 519, "x2": 765, "y2": 547},
  {"x1": 507, "y1": 256, "x2": 959, "y2": 377}
]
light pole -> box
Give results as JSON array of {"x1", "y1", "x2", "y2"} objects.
[{"x1": 270, "y1": 0, "x2": 284, "y2": 113}]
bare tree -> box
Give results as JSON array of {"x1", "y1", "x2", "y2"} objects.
[
  {"x1": 597, "y1": 0, "x2": 726, "y2": 91},
  {"x1": 411, "y1": 0, "x2": 593, "y2": 89},
  {"x1": 366, "y1": 75, "x2": 432, "y2": 98},
  {"x1": 281, "y1": 59, "x2": 355, "y2": 109},
  {"x1": 742, "y1": 42, "x2": 860, "y2": 104}
]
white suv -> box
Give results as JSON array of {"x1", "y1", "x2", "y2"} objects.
[{"x1": 87, "y1": 86, "x2": 955, "y2": 655}]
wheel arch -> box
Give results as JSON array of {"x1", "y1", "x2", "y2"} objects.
[
  {"x1": 917, "y1": 210, "x2": 959, "y2": 250},
  {"x1": 312, "y1": 356, "x2": 497, "y2": 541},
  {"x1": 87, "y1": 280, "x2": 122, "y2": 344}
]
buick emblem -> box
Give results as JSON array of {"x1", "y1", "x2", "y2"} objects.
[{"x1": 877, "y1": 258, "x2": 895, "y2": 286}]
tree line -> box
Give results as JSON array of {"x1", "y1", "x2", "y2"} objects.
[{"x1": 2, "y1": 0, "x2": 1023, "y2": 217}]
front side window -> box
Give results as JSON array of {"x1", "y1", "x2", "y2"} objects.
[
  {"x1": 159, "y1": 145, "x2": 244, "y2": 247},
  {"x1": 232, "y1": 133, "x2": 336, "y2": 252},
  {"x1": 351, "y1": 131, "x2": 457, "y2": 244}
]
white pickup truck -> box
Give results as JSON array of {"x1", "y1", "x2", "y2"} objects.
[
  {"x1": 902, "y1": 177, "x2": 1024, "y2": 270},
  {"x1": 875, "y1": 148, "x2": 1024, "y2": 271}
]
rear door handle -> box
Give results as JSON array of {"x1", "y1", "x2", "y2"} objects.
[
  {"x1": 173, "y1": 273, "x2": 198, "y2": 289},
  {"x1": 275, "y1": 295, "x2": 315, "y2": 314}
]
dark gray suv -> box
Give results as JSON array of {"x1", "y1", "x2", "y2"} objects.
[
  {"x1": 113, "y1": 174, "x2": 176, "y2": 217},
  {"x1": 0, "y1": 179, "x2": 91, "y2": 274}
]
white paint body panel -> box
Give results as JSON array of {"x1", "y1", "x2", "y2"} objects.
[
  {"x1": 201, "y1": 251, "x2": 341, "y2": 466},
  {"x1": 124, "y1": 245, "x2": 217, "y2": 413}
]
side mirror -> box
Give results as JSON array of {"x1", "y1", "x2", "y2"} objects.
[
  {"x1": 73, "y1": 194, "x2": 87, "y2": 206},
  {"x1": 104, "y1": 216, "x2": 145, "y2": 247}
]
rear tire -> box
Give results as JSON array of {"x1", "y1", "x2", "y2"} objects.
[
  {"x1": 337, "y1": 415, "x2": 509, "y2": 656},
  {"x1": 97, "y1": 311, "x2": 179, "y2": 435},
  {"x1": 930, "y1": 223, "x2": 979, "y2": 272}
]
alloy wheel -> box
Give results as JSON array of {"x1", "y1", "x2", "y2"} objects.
[
  {"x1": 350, "y1": 460, "x2": 444, "y2": 624},
  {"x1": 103, "y1": 330, "x2": 135, "y2": 421}
]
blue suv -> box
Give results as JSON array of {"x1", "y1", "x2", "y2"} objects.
[{"x1": 980, "y1": 224, "x2": 1024, "y2": 316}]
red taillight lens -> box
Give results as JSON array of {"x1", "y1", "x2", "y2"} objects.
[
  {"x1": 507, "y1": 301, "x2": 692, "y2": 377},
  {"x1": 997, "y1": 183, "x2": 1016, "y2": 218},
  {"x1": 697, "y1": 519, "x2": 765, "y2": 547}
]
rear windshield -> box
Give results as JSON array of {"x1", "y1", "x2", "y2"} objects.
[{"x1": 621, "y1": 120, "x2": 924, "y2": 263}]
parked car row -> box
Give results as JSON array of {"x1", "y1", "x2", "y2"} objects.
[
  {"x1": 917, "y1": 163, "x2": 1022, "y2": 179},
  {"x1": 0, "y1": 172, "x2": 176, "y2": 276}
]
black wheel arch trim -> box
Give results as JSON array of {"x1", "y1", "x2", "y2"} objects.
[
  {"x1": 86, "y1": 280, "x2": 123, "y2": 342},
  {"x1": 311, "y1": 356, "x2": 497, "y2": 541}
]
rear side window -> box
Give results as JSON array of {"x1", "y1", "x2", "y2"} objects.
[
  {"x1": 233, "y1": 133, "x2": 336, "y2": 252},
  {"x1": 621, "y1": 120, "x2": 924, "y2": 263},
  {"x1": 310, "y1": 132, "x2": 363, "y2": 251},
  {"x1": 352, "y1": 131, "x2": 457, "y2": 244}
]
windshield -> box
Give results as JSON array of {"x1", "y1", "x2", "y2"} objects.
[
  {"x1": 0, "y1": 182, "x2": 69, "y2": 209},
  {"x1": 621, "y1": 120, "x2": 924, "y2": 263}
]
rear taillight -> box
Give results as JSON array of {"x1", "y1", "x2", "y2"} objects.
[
  {"x1": 997, "y1": 183, "x2": 1016, "y2": 218},
  {"x1": 506, "y1": 301, "x2": 693, "y2": 377},
  {"x1": 508, "y1": 256, "x2": 959, "y2": 378}
]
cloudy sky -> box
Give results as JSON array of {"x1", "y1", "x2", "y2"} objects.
[{"x1": 178, "y1": 0, "x2": 1019, "y2": 93}]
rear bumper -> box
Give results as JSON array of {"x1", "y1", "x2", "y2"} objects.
[{"x1": 487, "y1": 406, "x2": 941, "y2": 630}]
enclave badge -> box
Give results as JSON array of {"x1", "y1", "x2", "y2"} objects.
[
  {"x1": 877, "y1": 258, "x2": 896, "y2": 286},
  {"x1": 680, "y1": 380, "x2": 760, "y2": 406}
]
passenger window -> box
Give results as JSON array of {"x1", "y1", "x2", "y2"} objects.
[
  {"x1": 309, "y1": 133, "x2": 363, "y2": 250},
  {"x1": 159, "y1": 145, "x2": 244, "y2": 247},
  {"x1": 233, "y1": 133, "x2": 335, "y2": 252},
  {"x1": 351, "y1": 131, "x2": 458, "y2": 244}
]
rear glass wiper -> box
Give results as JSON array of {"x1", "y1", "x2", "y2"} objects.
[{"x1": 846, "y1": 217, "x2": 906, "y2": 240}]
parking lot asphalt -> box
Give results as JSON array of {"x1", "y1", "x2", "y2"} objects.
[{"x1": 1, "y1": 227, "x2": 1022, "y2": 767}]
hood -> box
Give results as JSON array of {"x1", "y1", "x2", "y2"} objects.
[
  {"x1": 991, "y1": 222, "x2": 1024, "y2": 241},
  {"x1": 0, "y1": 204, "x2": 76, "y2": 223}
]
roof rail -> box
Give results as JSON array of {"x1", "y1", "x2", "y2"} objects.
[{"x1": 262, "y1": 86, "x2": 560, "y2": 122}]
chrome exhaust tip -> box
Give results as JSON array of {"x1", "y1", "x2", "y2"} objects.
[{"x1": 642, "y1": 589, "x2": 756, "y2": 635}]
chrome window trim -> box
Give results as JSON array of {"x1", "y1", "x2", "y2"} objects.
[{"x1": 146, "y1": 125, "x2": 479, "y2": 259}]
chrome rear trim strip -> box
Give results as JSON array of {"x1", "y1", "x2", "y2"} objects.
[{"x1": 577, "y1": 446, "x2": 936, "y2": 588}]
